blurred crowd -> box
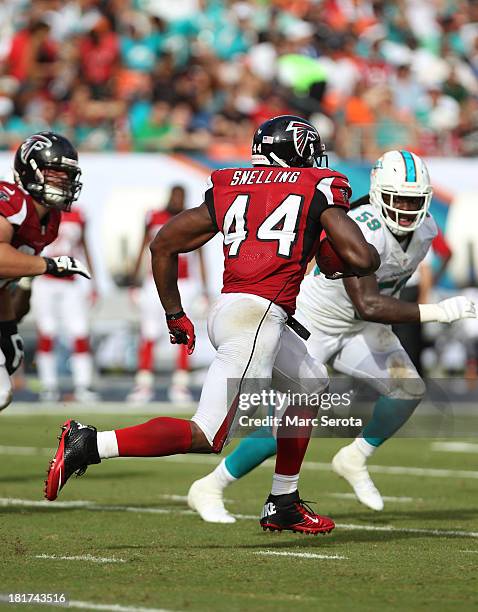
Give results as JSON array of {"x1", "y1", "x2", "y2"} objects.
[{"x1": 0, "y1": 0, "x2": 478, "y2": 160}]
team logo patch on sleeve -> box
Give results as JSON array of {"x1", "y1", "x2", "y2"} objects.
[{"x1": 286, "y1": 121, "x2": 318, "y2": 157}]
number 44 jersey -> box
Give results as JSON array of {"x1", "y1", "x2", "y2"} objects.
[{"x1": 205, "y1": 166, "x2": 351, "y2": 314}]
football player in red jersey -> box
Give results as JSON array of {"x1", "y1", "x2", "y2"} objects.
[
  {"x1": 127, "y1": 185, "x2": 208, "y2": 404},
  {"x1": 31, "y1": 208, "x2": 98, "y2": 403},
  {"x1": 0, "y1": 132, "x2": 91, "y2": 412},
  {"x1": 45, "y1": 115, "x2": 379, "y2": 535}
]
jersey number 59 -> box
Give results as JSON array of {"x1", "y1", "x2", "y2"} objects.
[{"x1": 223, "y1": 194, "x2": 303, "y2": 258}]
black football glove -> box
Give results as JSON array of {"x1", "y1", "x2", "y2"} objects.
[
  {"x1": 0, "y1": 320, "x2": 24, "y2": 374},
  {"x1": 43, "y1": 256, "x2": 91, "y2": 279}
]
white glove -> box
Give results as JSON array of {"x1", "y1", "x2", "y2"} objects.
[
  {"x1": 419, "y1": 297, "x2": 477, "y2": 323},
  {"x1": 43, "y1": 256, "x2": 91, "y2": 279}
]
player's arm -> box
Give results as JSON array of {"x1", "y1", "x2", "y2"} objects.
[
  {"x1": 344, "y1": 274, "x2": 419, "y2": 323},
  {"x1": 0, "y1": 217, "x2": 90, "y2": 279},
  {"x1": 0, "y1": 217, "x2": 47, "y2": 278},
  {"x1": 150, "y1": 203, "x2": 217, "y2": 313},
  {"x1": 344, "y1": 274, "x2": 477, "y2": 324},
  {"x1": 321, "y1": 207, "x2": 380, "y2": 276},
  {"x1": 150, "y1": 203, "x2": 217, "y2": 353}
]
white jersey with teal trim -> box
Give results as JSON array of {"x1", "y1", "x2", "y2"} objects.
[{"x1": 296, "y1": 201, "x2": 438, "y2": 334}]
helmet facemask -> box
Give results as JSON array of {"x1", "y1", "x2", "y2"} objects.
[
  {"x1": 22, "y1": 163, "x2": 82, "y2": 212},
  {"x1": 371, "y1": 189, "x2": 432, "y2": 237},
  {"x1": 369, "y1": 150, "x2": 433, "y2": 238}
]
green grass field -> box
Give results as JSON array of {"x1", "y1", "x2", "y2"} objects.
[{"x1": 1, "y1": 407, "x2": 477, "y2": 612}]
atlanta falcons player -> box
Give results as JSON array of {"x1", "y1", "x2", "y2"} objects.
[
  {"x1": 187, "y1": 150, "x2": 477, "y2": 522},
  {"x1": 45, "y1": 115, "x2": 379, "y2": 535},
  {"x1": 0, "y1": 132, "x2": 91, "y2": 411}
]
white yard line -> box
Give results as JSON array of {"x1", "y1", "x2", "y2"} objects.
[
  {"x1": 328, "y1": 493, "x2": 419, "y2": 503},
  {"x1": 34, "y1": 554, "x2": 126, "y2": 564},
  {"x1": 431, "y1": 442, "x2": 478, "y2": 453},
  {"x1": 0, "y1": 595, "x2": 174, "y2": 612},
  {"x1": 4, "y1": 444, "x2": 478, "y2": 480},
  {"x1": 69, "y1": 602, "x2": 173, "y2": 612},
  {"x1": 2, "y1": 498, "x2": 477, "y2": 539},
  {"x1": 460, "y1": 550, "x2": 478, "y2": 554},
  {"x1": 255, "y1": 550, "x2": 348, "y2": 560},
  {"x1": 3, "y1": 402, "x2": 194, "y2": 416}
]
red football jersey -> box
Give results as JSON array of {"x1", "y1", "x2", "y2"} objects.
[
  {"x1": 43, "y1": 209, "x2": 86, "y2": 282},
  {"x1": 146, "y1": 209, "x2": 189, "y2": 279},
  {"x1": 0, "y1": 181, "x2": 61, "y2": 284},
  {"x1": 205, "y1": 167, "x2": 351, "y2": 314}
]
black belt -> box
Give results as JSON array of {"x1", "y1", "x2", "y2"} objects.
[{"x1": 286, "y1": 315, "x2": 310, "y2": 340}]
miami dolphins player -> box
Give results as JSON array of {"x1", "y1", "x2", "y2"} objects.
[{"x1": 187, "y1": 150, "x2": 477, "y2": 521}]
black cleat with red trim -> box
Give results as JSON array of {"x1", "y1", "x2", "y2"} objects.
[
  {"x1": 260, "y1": 491, "x2": 335, "y2": 535},
  {"x1": 44, "y1": 419, "x2": 101, "y2": 501}
]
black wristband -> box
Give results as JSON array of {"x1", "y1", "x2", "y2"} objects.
[
  {"x1": 166, "y1": 310, "x2": 185, "y2": 321},
  {"x1": 43, "y1": 257, "x2": 55, "y2": 274},
  {"x1": 0, "y1": 320, "x2": 18, "y2": 336}
]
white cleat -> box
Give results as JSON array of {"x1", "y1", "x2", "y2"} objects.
[
  {"x1": 127, "y1": 384, "x2": 154, "y2": 404},
  {"x1": 332, "y1": 444, "x2": 384, "y2": 511},
  {"x1": 168, "y1": 384, "x2": 193, "y2": 403},
  {"x1": 187, "y1": 475, "x2": 236, "y2": 524}
]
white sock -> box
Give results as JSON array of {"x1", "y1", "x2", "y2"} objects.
[
  {"x1": 354, "y1": 437, "x2": 376, "y2": 458},
  {"x1": 97, "y1": 430, "x2": 119, "y2": 459},
  {"x1": 271, "y1": 473, "x2": 299, "y2": 496},
  {"x1": 71, "y1": 352, "x2": 93, "y2": 389},
  {"x1": 37, "y1": 351, "x2": 57, "y2": 391},
  {"x1": 211, "y1": 459, "x2": 237, "y2": 491}
]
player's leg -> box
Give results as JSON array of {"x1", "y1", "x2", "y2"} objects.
[
  {"x1": 259, "y1": 326, "x2": 334, "y2": 534},
  {"x1": 63, "y1": 282, "x2": 97, "y2": 402},
  {"x1": 45, "y1": 294, "x2": 285, "y2": 501},
  {"x1": 188, "y1": 323, "x2": 339, "y2": 524},
  {"x1": 127, "y1": 279, "x2": 160, "y2": 403},
  {"x1": 330, "y1": 323, "x2": 425, "y2": 510},
  {"x1": 0, "y1": 348, "x2": 13, "y2": 411},
  {"x1": 31, "y1": 278, "x2": 59, "y2": 401},
  {"x1": 168, "y1": 279, "x2": 197, "y2": 402},
  {"x1": 188, "y1": 426, "x2": 277, "y2": 523}
]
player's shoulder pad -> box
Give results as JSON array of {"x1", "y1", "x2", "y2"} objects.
[
  {"x1": 311, "y1": 168, "x2": 352, "y2": 209},
  {"x1": 349, "y1": 202, "x2": 388, "y2": 254},
  {"x1": 420, "y1": 211, "x2": 438, "y2": 242},
  {"x1": 0, "y1": 181, "x2": 28, "y2": 225},
  {"x1": 62, "y1": 208, "x2": 86, "y2": 225}
]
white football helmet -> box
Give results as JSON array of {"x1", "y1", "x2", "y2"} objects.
[{"x1": 370, "y1": 150, "x2": 433, "y2": 237}]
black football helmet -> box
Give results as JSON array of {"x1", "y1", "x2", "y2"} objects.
[
  {"x1": 14, "y1": 132, "x2": 82, "y2": 211},
  {"x1": 252, "y1": 115, "x2": 328, "y2": 168}
]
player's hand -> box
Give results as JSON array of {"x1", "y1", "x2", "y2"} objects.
[
  {"x1": 437, "y1": 297, "x2": 477, "y2": 323},
  {"x1": 43, "y1": 256, "x2": 91, "y2": 279},
  {"x1": 0, "y1": 321, "x2": 24, "y2": 374},
  {"x1": 166, "y1": 311, "x2": 196, "y2": 354}
]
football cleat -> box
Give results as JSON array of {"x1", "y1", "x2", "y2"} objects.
[
  {"x1": 126, "y1": 384, "x2": 154, "y2": 404},
  {"x1": 260, "y1": 491, "x2": 335, "y2": 535},
  {"x1": 187, "y1": 474, "x2": 236, "y2": 524},
  {"x1": 73, "y1": 387, "x2": 99, "y2": 403},
  {"x1": 168, "y1": 384, "x2": 193, "y2": 403},
  {"x1": 44, "y1": 419, "x2": 101, "y2": 501},
  {"x1": 332, "y1": 443, "x2": 384, "y2": 511}
]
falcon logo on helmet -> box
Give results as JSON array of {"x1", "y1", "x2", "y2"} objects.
[
  {"x1": 286, "y1": 121, "x2": 318, "y2": 158},
  {"x1": 251, "y1": 114, "x2": 327, "y2": 168},
  {"x1": 20, "y1": 134, "x2": 53, "y2": 164},
  {"x1": 14, "y1": 131, "x2": 82, "y2": 212}
]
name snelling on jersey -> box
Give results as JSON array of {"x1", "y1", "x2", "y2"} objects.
[{"x1": 229, "y1": 169, "x2": 301, "y2": 186}]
